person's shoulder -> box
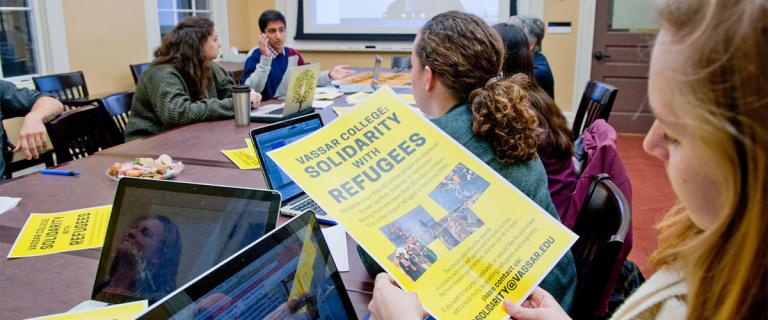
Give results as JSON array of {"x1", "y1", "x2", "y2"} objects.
[
  {"x1": 0, "y1": 79, "x2": 16, "y2": 91},
  {"x1": 286, "y1": 47, "x2": 302, "y2": 57},
  {"x1": 208, "y1": 61, "x2": 226, "y2": 72}
]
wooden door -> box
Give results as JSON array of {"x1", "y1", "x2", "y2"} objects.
[{"x1": 590, "y1": 0, "x2": 657, "y2": 133}]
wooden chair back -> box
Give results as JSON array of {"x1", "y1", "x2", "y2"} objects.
[
  {"x1": 45, "y1": 105, "x2": 123, "y2": 164},
  {"x1": 100, "y1": 91, "x2": 134, "y2": 134},
  {"x1": 572, "y1": 80, "x2": 618, "y2": 138}
]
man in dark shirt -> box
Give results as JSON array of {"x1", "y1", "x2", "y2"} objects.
[
  {"x1": 508, "y1": 15, "x2": 555, "y2": 99},
  {"x1": 0, "y1": 80, "x2": 63, "y2": 179}
]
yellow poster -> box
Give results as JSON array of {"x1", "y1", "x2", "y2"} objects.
[
  {"x1": 28, "y1": 300, "x2": 147, "y2": 320},
  {"x1": 8, "y1": 205, "x2": 112, "y2": 258},
  {"x1": 268, "y1": 87, "x2": 578, "y2": 319}
]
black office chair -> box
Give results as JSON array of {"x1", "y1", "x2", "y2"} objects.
[
  {"x1": 33, "y1": 71, "x2": 102, "y2": 111},
  {"x1": 569, "y1": 173, "x2": 632, "y2": 320},
  {"x1": 391, "y1": 56, "x2": 412, "y2": 70},
  {"x1": 129, "y1": 63, "x2": 149, "y2": 84},
  {"x1": 45, "y1": 105, "x2": 124, "y2": 164},
  {"x1": 100, "y1": 91, "x2": 134, "y2": 134},
  {"x1": 2, "y1": 133, "x2": 54, "y2": 179},
  {"x1": 572, "y1": 80, "x2": 618, "y2": 138}
]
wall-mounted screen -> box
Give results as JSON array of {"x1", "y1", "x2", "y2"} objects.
[{"x1": 296, "y1": 0, "x2": 516, "y2": 41}]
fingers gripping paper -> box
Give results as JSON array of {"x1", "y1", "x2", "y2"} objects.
[{"x1": 268, "y1": 87, "x2": 578, "y2": 319}]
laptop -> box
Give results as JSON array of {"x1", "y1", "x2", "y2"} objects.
[
  {"x1": 251, "y1": 63, "x2": 321, "y2": 123},
  {"x1": 136, "y1": 211, "x2": 358, "y2": 319},
  {"x1": 84, "y1": 178, "x2": 281, "y2": 308},
  {"x1": 249, "y1": 113, "x2": 336, "y2": 225},
  {"x1": 338, "y1": 55, "x2": 382, "y2": 93}
]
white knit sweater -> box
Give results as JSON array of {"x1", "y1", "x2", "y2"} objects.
[{"x1": 610, "y1": 267, "x2": 688, "y2": 320}]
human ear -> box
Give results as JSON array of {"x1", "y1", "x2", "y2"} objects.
[{"x1": 424, "y1": 65, "x2": 436, "y2": 92}]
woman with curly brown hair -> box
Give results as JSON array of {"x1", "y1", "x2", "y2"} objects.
[
  {"x1": 363, "y1": 10, "x2": 577, "y2": 311},
  {"x1": 125, "y1": 16, "x2": 261, "y2": 141}
]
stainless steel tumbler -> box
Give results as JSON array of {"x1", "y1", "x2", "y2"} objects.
[{"x1": 232, "y1": 85, "x2": 250, "y2": 127}]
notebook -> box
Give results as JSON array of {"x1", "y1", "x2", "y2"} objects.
[
  {"x1": 135, "y1": 211, "x2": 358, "y2": 319},
  {"x1": 338, "y1": 55, "x2": 382, "y2": 93},
  {"x1": 251, "y1": 63, "x2": 320, "y2": 122},
  {"x1": 85, "y1": 178, "x2": 281, "y2": 307},
  {"x1": 249, "y1": 113, "x2": 336, "y2": 225}
]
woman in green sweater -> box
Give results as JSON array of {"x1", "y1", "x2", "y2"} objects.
[
  {"x1": 363, "y1": 10, "x2": 576, "y2": 310},
  {"x1": 125, "y1": 16, "x2": 261, "y2": 141}
]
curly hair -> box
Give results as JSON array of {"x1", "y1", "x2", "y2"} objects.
[
  {"x1": 152, "y1": 16, "x2": 214, "y2": 100},
  {"x1": 415, "y1": 11, "x2": 541, "y2": 164},
  {"x1": 469, "y1": 76, "x2": 542, "y2": 164}
]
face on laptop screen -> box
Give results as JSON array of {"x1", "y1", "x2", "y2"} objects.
[
  {"x1": 93, "y1": 184, "x2": 279, "y2": 304},
  {"x1": 138, "y1": 214, "x2": 356, "y2": 319},
  {"x1": 254, "y1": 117, "x2": 323, "y2": 201}
]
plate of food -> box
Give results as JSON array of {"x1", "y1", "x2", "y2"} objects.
[{"x1": 106, "y1": 154, "x2": 184, "y2": 181}]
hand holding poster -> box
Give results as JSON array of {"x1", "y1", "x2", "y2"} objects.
[
  {"x1": 8, "y1": 205, "x2": 112, "y2": 258},
  {"x1": 268, "y1": 87, "x2": 577, "y2": 319}
]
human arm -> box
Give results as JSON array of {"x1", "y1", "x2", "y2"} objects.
[
  {"x1": 368, "y1": 273, "x2": 424, "y2": 320},
  {"x1": 242, "y1": 47, "x2": 272, "y2": 93},
  {"x1": 316, "y1": 65, "x2": 356, "y2": 87},
  {"x1": 13, "y1": 96, "x2": 63, "y2": 159},
  {"x1": 147, "y1": 67, "x2": 235, "y2": 127},
  {"x1": 0, "y1": 80, "x2": 63, "y2": 160},
  {"x1": 504, "y1": 287, "x2": 571, "y2": 320}
]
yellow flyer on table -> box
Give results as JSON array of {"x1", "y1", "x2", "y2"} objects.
[
  {"x1": 221, "y1": 148, "x2": 261, "y2": 169},
  {"x1": 268, "y1": 87, "x2": 578, "y2": 319},
  {"x1": 28, "y1": 300, "x2": 147, "y2": 320},
  {"x1": 8, "y1": 205, "x2": 111, "y2": 258}
]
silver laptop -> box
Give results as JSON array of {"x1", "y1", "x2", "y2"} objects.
[
  {"x1": 249, "y1": 113, "x2": 337, "y2": 225},
  {"x1": 251, "y1": 63, "x2": 320, "y2": 122},
  {"x1": 338, "y1": 55, "x2": 381, "y2": 93},
  {"x1": 73, "y1": 178, "x2": 282, "y2": 310}
]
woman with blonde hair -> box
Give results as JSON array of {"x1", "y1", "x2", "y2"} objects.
[{"x1": 369, "y1": 0, "x2": 767, "y2": 319}]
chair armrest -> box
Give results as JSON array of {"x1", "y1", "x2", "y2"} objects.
[{"x1": 59, "y1": 97, "x2": 103, "y2": 107}]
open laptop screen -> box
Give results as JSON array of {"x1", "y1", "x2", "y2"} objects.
[
  {"x1": 252, "y1": 115, "x2": 323, "y2": 202},
  {"x1": 93, "y1": 179, "x2": 281, "y2": 304},
  {"x1": 137, "y1": 212, "x2": 357, "y2": 319}
]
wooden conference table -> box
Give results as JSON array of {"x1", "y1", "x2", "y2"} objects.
[{"x1": 0, "y1": 108, "x2": 375, "y2": 319}]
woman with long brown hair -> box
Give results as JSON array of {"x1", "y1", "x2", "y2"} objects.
[
  {"x1": 125, "y1": 16, "x2": 261, "y2": 141},
  {"x1": 363, "y1": 10, "x2": 577, "y2": 311},
  {"x1": 369, "y1": 1, "x2": 767, "y2": 319},
  {"x1": 493, "y1": 22, "x2": 575, "y2": 216}
]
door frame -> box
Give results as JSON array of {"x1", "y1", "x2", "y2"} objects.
[{"x1": 572, "y1": 0, "x2": 597, "y2": 115}]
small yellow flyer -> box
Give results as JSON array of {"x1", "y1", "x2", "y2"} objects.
[
  {"x1": 220, "y1": 139, "x2": 262, "y2": 170},
  {"x1": 268, "y1": 87, "x2": 578, "y2": 319},
  {"x1": 28, "y1": 300, "x2": 147, "y2": 320},
  {"x1": 8, "y1": 205, "x2": 112, "y2": 258}
]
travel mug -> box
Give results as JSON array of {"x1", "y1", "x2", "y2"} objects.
[{"x1": 232, "y1": 85, "x2": 251, "y2": 127}]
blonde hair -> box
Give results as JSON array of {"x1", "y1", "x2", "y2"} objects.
[{"x1": 650, "y1": 0, "x2": 767, "y2": 318}]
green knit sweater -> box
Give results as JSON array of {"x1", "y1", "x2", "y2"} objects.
[{"x1": 124, "y1": 62, "x2": 235, "y2": 141}]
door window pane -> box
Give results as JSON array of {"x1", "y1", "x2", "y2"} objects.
[
  {"x1": 175, "y1": 0, "x2": 192, "y2": 10},
  {"x1": 0, "y1": 0, "x2": 27, "y2": 7},
  {"x1": 176, "y1": 11, "x2": 191, "y2": 21},
  {"x1": 195, "y1": 0, "x2": 209, "y2": 10},
  {"x1": 610, "y1": 0, "x2": 658, "y2": 32},
  {"x1": 159, "y1": 12, "x2": 175, "y2": 39},
  {"x1": 0, "y1": 8, "x2": 37, "y2": 77},
  {"x1": 157, "y1": 0, "x2": 172, "y2": 10},
  {"x1": 157, "y1": 0, "x2": 211, "y2": 40}
]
